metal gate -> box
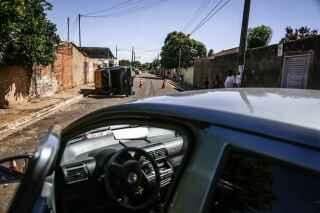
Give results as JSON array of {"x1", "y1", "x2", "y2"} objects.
[{"x1": 281, "y1": 53, "x2": 313, "y2": 89}]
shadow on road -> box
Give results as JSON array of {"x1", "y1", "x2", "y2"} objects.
[
  {"x1": 79, "y1": 89, "x2": 128, "y2": 99},
  {"x1": 138, "y1": 76, "x2": 161, "y2": 80},
  {"x1": 86, "y1": 94, "x2": 128, "y2": 99}
]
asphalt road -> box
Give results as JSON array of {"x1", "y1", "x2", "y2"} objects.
[
  {"x1": 0, "y1": 73, "x2": 176, "y2": 157},
  {"x1": 0, "y1": 73, "x2": 176, "y2": 213}
]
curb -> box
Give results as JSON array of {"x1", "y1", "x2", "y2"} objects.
[
  {"x1": 0, "y1": 94, "x2": 83, "y2": 141},
  {"x1": 167, "y1": 80, "x2": 185, "y2": 91}
]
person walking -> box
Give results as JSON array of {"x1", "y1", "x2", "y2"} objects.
[
  {"x1": 224, "y1": 70, "x2": 235, "y2": 88},
  {"x1": 235, "y1": 71, "x2": 242, "y2": 87}
]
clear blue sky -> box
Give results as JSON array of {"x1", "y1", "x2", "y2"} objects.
[{"x1": 47, "y1": 0, "x2": 320, "y2": 62}]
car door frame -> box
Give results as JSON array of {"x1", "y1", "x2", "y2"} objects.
[{"x1": 167, "y1": 124, "x2": 320, "y2": 213}]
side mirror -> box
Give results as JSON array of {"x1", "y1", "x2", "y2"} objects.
[{"x1": 0, "y1": 155, "x2": 32, "y2": 184}]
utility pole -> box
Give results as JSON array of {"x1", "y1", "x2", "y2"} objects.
[
  {"x1": 131, "y1": 46, "x2": 134, "y2": 68},
  {"x1": 238, "y1": 0, "x2": 251, "y2": 86},
  {"x1": 178, "y1": 48, "x2": 182, "y2": 74},
  {"x1": 115, "y1": 45, "x2": 118, "y2": 59},
  {"x1": 67, "y1": 17, "x2": 70, "y2": 42},
  {"x1": 133, "y1": 48, "x2": 136, "y2": 63},
  {"x1": 78, "y1": 14, "x2": 82, "y2": 47}
]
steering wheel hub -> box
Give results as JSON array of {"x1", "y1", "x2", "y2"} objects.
[
  {"x1": 127, "y1": 172, "x2": 138, "y2": 184},
  {"x1": 104, "y1": 147, "x2": 161, "y2": 210}
]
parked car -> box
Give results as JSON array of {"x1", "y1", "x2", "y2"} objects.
[{"x1": 1, "y1": 88, "x2": 320, "y2": 213}]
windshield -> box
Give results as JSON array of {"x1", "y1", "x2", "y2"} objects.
[{"x1": 68, "y1": 125, "x2": 178, "y2": 145}]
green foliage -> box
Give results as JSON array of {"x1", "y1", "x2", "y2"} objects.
[
  {"x1": 132, "y1": 60, "x2": 141, "y2": 67},
  {"x1": 160, "y1": 31, "x2": 207, "y2": 69},
  {"x1": 281, "y1": 26, "x2": 319, "y2": 43},
  {"x1": 0, "y1": 0, "x2": 60, "y2": 68},
  {"x1": 150, "y1": 58, "x2": 160, "y2": 69},
  {"x1": 119, "y1": 59, "x2": 131, "y2": 66},
  {"x1": 141, "y1": 63, "x2": 150, "y2": 70},
  {"x1": 247, "y1": 25, "x2": 272, "y2": 48}
]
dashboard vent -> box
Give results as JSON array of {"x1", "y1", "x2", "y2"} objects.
[
  {"x1": 149, "y1": 148, "x2": 168, "y2": 160},
  {"x1": 63, "y1": 163, "x2": 88, "y2": 184}
]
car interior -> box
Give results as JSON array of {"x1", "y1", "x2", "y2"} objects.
[{"x1": 51, "y1": 123, "x2": 190, "y2": 213}]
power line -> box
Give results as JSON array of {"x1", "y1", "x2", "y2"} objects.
[
  {"x1": 82, "y1": 0, "x2": 144, "y2": 16},
  {"x1": 190, "y1": 0, "x2": 232, "y2": 35},
  {"x1": 189, "y1": 0, "x2": 225, "y2": 34},
  {"x1": 182, "y1": 0, "x2": 213, "y2": 32},
  {"x1": 82, "y1": 0, "x2": 169, "y2": 18}
]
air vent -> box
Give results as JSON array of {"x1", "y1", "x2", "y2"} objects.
[
  {"x1": 149, "y1": 148, "x2": 168, "y2": 160},
  {"x1": 63, "y1": 163, "x2": 88, "y2": 184}
]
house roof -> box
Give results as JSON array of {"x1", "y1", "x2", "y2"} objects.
[
  {"x1": 208, "y1": 47, "x2": 239, "y2": 59},
  {"x1": 58, "y1": 42, "x2": 88, "y2": 57},
  {"x1": 80, "y1": 47, "x2": 115, "y2": 59}
]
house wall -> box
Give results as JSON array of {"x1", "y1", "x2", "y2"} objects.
[
  {"x1": 54, "y1": 44, "x2": 73, "y2": 90},
  {"x1": 194, "y1": 35, "x2": 320, "y2": 89},
  {"x1": 71, "y1": 45, "x2": 87, "y2": 86},
  {"x1": 0, "y1": 42, "x2": 93, "y2": 107}
]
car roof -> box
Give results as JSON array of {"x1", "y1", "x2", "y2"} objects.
[{"x1": 123, "y1": 88, "x2": 320, "y2": 149}]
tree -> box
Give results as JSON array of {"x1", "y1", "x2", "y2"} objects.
[
  {"x1": 281, "y1": 26, "x2": 319, "y2": 43},
  {"x1": 119, "y1": 59, "x2": 131, "y2": 66},
  {"x1": 132, "y1": 60, "x2": 141, "y2": 67},
  {"x1": 208, "y1": 49, "x2": 214, "y2": 57},
  {"x1": 0, "y1": 0, "x2": 60, "y2": 69},
  {"x1": 247, "y1": 25, "x2": 272, "y2": 48},
  {"x1": 151, "y1": 58, "x2": 160, "y2": 69},
  {"x1": 160, "y1": 31, "x2": 207, "y2": 69}
]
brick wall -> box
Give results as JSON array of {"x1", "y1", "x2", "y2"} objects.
[
  {"x1": 0, "y1": 66, "x2": 32, "y2": 107},
  {"x1": 54, "y1": 44, "x2": 73, "y2": 90},
  {"x1": 71, "y1": 45, "x2": 87, "y2": 86},
  {"x1": 0, "y1": 42, "x2": 93, "y2": 107}
]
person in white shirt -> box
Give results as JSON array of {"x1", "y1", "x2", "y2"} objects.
[
  {"x1": 224, "y1": 70, "x2": 235, "y2": 88},
  {"x1": 235, "y1": 72, "x2": 242, "y2": 87}
]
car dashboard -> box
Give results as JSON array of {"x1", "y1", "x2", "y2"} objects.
[{"x1": 55, "y1": 126, "x2": 187, "y2": 213}]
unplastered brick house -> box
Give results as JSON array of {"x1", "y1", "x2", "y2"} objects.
[{"x1": 0, "y1": 42, "x2": 116, "y2": 107}]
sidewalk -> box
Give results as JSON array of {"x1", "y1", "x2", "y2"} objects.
[{"x1": 0, "y1": 84, "x2": 93, "y2": 140}]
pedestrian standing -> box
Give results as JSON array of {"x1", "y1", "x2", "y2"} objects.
[
  {"x1": 224, "y1": 70, "x2": 235, "y2": 88},
  {"x1": 235, "y1": 71, "x2": 241, "y2": 87}
]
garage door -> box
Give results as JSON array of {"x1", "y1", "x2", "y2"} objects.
[{"x1": 281, "y1": 53, "x2": 312, "y2": 89}]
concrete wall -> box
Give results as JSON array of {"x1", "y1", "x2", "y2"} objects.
[
  {"x1": 244, "y1": 44, "x2": 282, "y2": 88},
  {"x1": 181, "y1": 67, "x2": 194, "y2": 88},
  {"x1": 194, "y1": 35, "x2": 320, "y2": 89},
  {"x1": 194, "y1": 53, "x2": 238, "y2": 89}
]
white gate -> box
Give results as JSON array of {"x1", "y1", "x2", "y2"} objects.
[{"x1": 281, "y1": 53, "x2": 313, "y2": 89}]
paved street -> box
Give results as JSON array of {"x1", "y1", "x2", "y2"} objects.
[{"x1": 0, "y1": 73, "x2": 176, "y2": 157}]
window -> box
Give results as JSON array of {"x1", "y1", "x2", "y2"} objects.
[{"x1": 207, "y1": 150, "x2": 320, "y2": 213}]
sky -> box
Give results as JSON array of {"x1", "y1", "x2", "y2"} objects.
[{"x1": 47, "y1": 0, "x2": 320, "y2": 63}]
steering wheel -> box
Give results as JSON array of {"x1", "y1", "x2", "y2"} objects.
[{"x1": 104, "y1": 147, "x2": 161, "y2": 210}]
